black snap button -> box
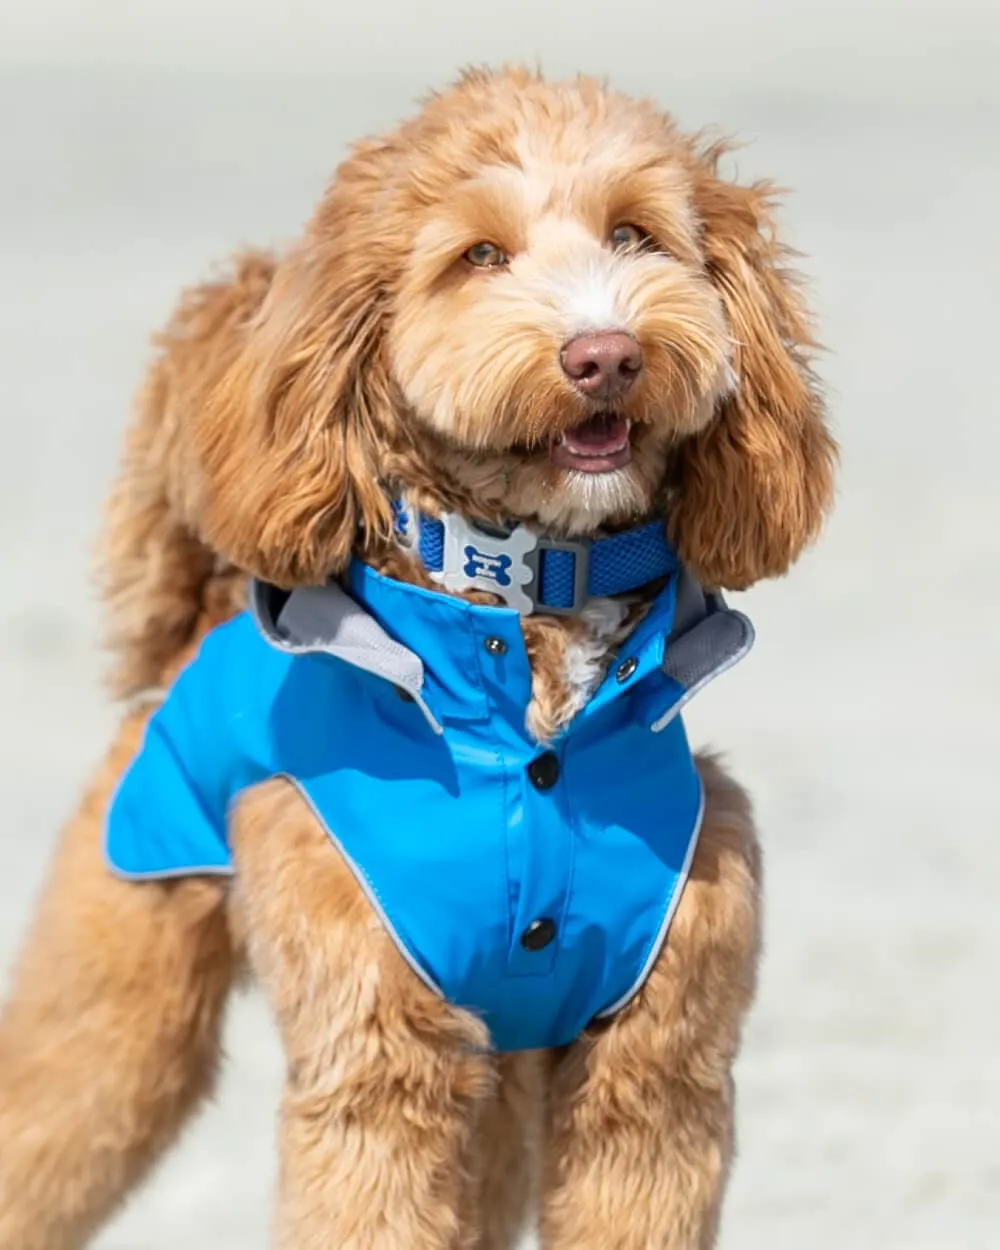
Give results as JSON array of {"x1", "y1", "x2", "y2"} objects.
[
  {"x1": 484, "y1": 636, "x2": 508, "y2": 656},
  {"x1": 520, "y1": 918, "x2": 557, "y2": 951},
  {"x1": 527, "y1": 752, "x2": 559, "y2": 791},
  {"x1": 394, "y1": 685, "x2": 415, "y2": 702},
  {"x1": 616, "y1": 656, "x2": 638, "y2": 683}
]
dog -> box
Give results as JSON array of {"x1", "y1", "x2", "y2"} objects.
[{"x1": 0, "y1": 67, "x2": 836, "y2": 1250}]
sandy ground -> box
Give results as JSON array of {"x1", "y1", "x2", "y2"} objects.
[{"x1": 0, "y1": 4, "x2": 998, "y2": 1247}]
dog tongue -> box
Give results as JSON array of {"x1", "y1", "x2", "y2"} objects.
[{"x1": 560, "y1": 414, "x2": 629, "y2": 456}]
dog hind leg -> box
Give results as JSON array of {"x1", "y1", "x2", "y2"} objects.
[{"x1": 0, "y1": 713, "x2": 235, "y2": 1250}]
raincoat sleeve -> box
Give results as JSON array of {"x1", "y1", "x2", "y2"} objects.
[{"x1": 105, "y1": 618, "x2": 252, "y2": 880}]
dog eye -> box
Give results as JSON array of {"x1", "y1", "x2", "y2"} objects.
[
  {"x1": 610, "y1": 223, "x2": 652, "y2": 252},
  {"x1": 465, "y1": 242, "x2": 509, "y2": 269}
]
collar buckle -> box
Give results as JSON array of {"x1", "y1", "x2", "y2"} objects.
[{"x1": 428, "y1": 512, "x2": 589, "y2": 616}]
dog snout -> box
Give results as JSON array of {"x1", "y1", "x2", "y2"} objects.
[{"x1": 560, "y1": 331, "x2": 643, "y2": 400}]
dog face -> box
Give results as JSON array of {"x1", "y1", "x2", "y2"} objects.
[
  {"x1": 193, "y1": 69, "x2": 835, "y2": 590},
  {"x1": 383, "y1": 96, "x2": 734, "y2": 533}
]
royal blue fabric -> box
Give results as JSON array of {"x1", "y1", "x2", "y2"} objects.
[
  {"x1": 106, "y1": 562, "x2": 722, "y2": 1052},
  {"x1": 415, "y1": 516, "x2": 676, "y2": 609}
]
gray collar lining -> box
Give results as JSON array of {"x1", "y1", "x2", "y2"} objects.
[{"x1": 249, "y1": 580, "x2": 443, "y2": 735}]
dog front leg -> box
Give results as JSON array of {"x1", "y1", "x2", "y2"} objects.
[
  {"x1": 539, "y1": 755, "x2": 762, "y2": 1250},
  {"x1": 470, "y1": 1052, "x2": 544, "y2": 1250},
  {"x1": 230, "y1": 780, "x2": 495, "y2": 1250},
  {"x1": 0, "y1": 713, "x2": 235, "y2": 1250}
]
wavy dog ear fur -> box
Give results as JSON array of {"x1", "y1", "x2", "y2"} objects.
[
  {"x1": 668, "y1": 144, "x2": 837, "y2": 591},
  {"x1": 192, "y1": 142, "x2": 400, "y2": 587}
]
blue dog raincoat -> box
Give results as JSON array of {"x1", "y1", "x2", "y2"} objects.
[{"x1": 106, "y1": 529, "x2": 753, "y2": 1052}]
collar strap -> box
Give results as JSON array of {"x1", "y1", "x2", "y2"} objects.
[{"x1": 394, "y1": 503, "x2": 677, "y2": 616}]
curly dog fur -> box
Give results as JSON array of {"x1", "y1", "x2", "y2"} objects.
[{"x1": 0, "y1": 67, "x2": 835, "y2": 1250}]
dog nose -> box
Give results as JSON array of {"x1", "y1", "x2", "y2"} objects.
[{"x1": 560, "y1": 331, "x2": 642, "y2": 399}]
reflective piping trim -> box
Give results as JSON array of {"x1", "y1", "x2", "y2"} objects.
[
  {"x1": 593, "y1": 773, "x2": 706, "y2": 1020},
  {"x1": 277, "y1": 774, "x2": 445, "y2": 1001},
  {"x1": 410, "y1": 692, "x2": 445, "y2": 736},
  {"x1": 106, "y1": 858, "x2": 234, "y2": 882},
  {"x1": 650, "y1": 611, "x2": 756, "y2": 735},
  {"x1": 108, "y1": 770, "x2": 445, "y2": 999}
]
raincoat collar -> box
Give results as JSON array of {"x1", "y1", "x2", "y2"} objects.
[{"x1": 250, "y1": 561, "x2": 681, "y2": 738}]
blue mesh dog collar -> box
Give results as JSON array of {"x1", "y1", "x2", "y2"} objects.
[{"x1": 393, "y1": 503, "x2": 678, "y2": 615}]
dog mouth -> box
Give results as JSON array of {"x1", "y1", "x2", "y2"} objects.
[{"x1": 549, "y1": 413, "x2": 632, "y2": 473}]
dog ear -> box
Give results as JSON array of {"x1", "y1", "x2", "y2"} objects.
[
  {"x1": 192, "y1": 151, "x2": 398, "y2": 586},
  {"x1": 667, "y1": 146, "x2": 837, "y2": 590}
]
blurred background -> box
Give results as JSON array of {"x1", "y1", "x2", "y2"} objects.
[{"x1": 1, "y1": 2, "x2": 997, "y2": 1247}]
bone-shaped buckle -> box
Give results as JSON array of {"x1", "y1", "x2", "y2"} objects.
[{"x1": 430, "y1": 513, "x2": 540, "y2": 614}]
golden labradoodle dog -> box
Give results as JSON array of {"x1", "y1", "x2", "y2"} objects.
[{"x1": 0, "y1": 68, "x2": 835, "y2": 1250}]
